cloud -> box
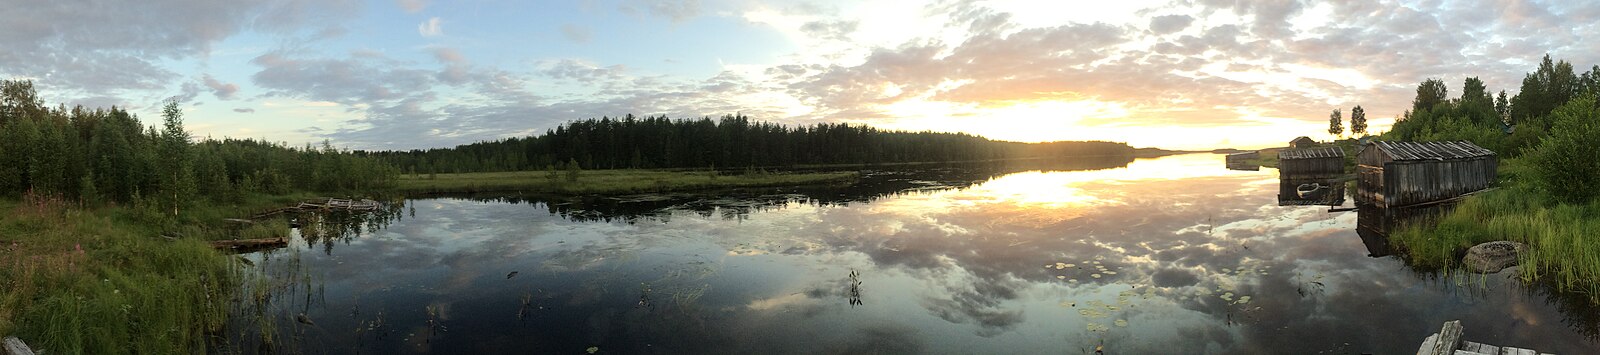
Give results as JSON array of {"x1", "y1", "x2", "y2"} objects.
[
  {"x1": 561, "y1": 24, "x2": 592, "y2": 43},
  {"x1": 234, "y1": 107, "x2": 256, "y2": 113},
  {"x1": 0, "y1": 0, "x2": 359, "y2": 101},
  {"x1": 418, "y1": 17, "x2": 443, "y2": 36},
  {"x1": 202, "y1": 74, "x2": 239, "y2": 100},
  {"x1": 396, "y1": 0, "x2": 428, "y2": 13},
  {"x1": 1149, "y1": 14, "x2": 1193, "y2": 34},
  {"x1": 799, "y1": 20, "x2": 857, "y2": 42},
  {"x1": 619, "y1": 0, "x2": 701, "y2": 22}
]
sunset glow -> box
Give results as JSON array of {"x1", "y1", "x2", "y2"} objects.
[{"x1": 4, "y1": 1, "x2": 1594, "y2": 150}]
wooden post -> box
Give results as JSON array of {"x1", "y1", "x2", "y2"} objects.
[
  {"x1": 3, "y1": 336, "x2": 36, "y2": 355},
  {"x1": 1418, "y1": 320, "x2": 1463, "y2": 355}
]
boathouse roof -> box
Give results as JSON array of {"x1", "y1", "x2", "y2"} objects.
[
  {"x1": 1278, "y1": 146, "x2": 1343, "y2": 160},
  {"x1": 1367, "y1": 141, "x2": 1494, "y2": 161}
]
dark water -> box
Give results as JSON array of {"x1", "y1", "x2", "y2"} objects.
[{"x1": 226, "y1": 154, "x2": 1599, "y2": 354}]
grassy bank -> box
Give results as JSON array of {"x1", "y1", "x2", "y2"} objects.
[
  {"x1": 0, "y1": 192, "x2": 316, "y2": 353},
  {"x1": 396, "y1": 169, "x2": 859, "y2": 195},
  {"x1": 1388, "y1": 158, "x2": 1600, "y2": 300}
]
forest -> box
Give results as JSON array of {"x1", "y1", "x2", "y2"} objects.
[
  {"x1": 0, "y1": 80, "x2": 398, "y2": 211},
  {"x1": 365, "y1": 114, "x2": 1136, "y2": 174}
]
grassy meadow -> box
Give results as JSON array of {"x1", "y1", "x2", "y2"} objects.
[
  {"x1": 0, "y1": 192, "x2": 316, "y2": 353},
  {"x1": 396, "y1": 169, "x2": 859, "y2": 195}
]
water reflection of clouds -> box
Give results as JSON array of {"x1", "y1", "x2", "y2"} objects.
[{"x1": 244, "y1": 154, "x2": 1598, "y2": 354}]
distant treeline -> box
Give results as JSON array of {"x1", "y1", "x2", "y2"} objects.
[
  {"x1": 0, "y1": 80, "x2": 397, "y2": 213},
  {"x1": 367, "y1": 115, "x2": 1135, "y2": 174}
]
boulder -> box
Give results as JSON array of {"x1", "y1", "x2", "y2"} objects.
[{"x1": 1462, "y1": 241, "x2": 1528, "y2": 274}]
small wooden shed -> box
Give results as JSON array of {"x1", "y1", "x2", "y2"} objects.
[
  {"x1": 1356, "y1": 141, "x2": 1496, "y2": 208},
  {"x1": 1224, "y1": 151, "x2": 1260, "y2": 171},
  {"x1": 1290, "y1": 136, "x2": 1317, "y2": 148},
  {"x1": 1278, "y1": 146, "x2": 1345, "y2": 176}
]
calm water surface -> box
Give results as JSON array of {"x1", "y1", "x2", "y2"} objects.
[{"x1": 228, "y1": 154, "x2": 1599, "y2": 354}]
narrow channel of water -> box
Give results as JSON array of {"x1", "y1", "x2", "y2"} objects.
[{"x1": 224, "y1": 153, "x2": 1599, "y2": 354}]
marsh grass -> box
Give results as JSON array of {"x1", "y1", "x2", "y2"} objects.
[
  {"x1": 0, "y1": 190, "x2": 321, "y2": 353},
  {"x1": 396, "y1": 169, "x2": 857, "y2": 195},
  {"x1": 1389, "y1": 158, "x2": 1600, "y2": 301}
]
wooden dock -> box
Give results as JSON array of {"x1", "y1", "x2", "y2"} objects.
[
  {"x1": 250, "y1": 197, "x2": 383, "y2": 219},
  {"x1": 1417, "y1": 320, "x2": 1551, "y2": 355}
]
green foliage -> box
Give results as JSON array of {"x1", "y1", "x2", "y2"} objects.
[
  {"x1": 1525, "y1": 93, "x2": 1600, "y2": 204},
  {"x1": 157, "y1": 101, "x2": 196, "y2": 216},
  {"x1": 396, "y1": 169, "x2": 858, "y2": 195},
  {"x1": 1350, "y1": 105, "x2": 1367, "y2": 136},
  {"x1": 564, "y1": 158, "x2": 581, "y2": 182},
  {"x1": 370, "y1": 114, "x2": 1136, "y2": 173},
  {"x1": 1413, "y1": 78, "x2": 1448, "y2": 112},
  {"x1": 0, "y1": 80, "x2": 397, "y2": 209},
  {"x1": 1327, "y1": 108, "x2": 1343, "y2": 138}
]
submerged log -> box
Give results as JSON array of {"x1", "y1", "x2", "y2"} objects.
[
  {"x1": 3, "y1": 336, "x2": 36, "y2": 355},
  {"x1": 208, "y1": 237, "x2": 287, "y2": 250}
]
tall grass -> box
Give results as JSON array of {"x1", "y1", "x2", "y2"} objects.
[
  {"x1": 1389, "y1": 158, "x2": 1600, "y2": 302},
  {"x1": 0, "y1": 190, "x2": 308, "y2": 353}
]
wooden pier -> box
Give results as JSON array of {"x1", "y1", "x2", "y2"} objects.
[
  {"x1": 251, "y1": 197, "x2": 383, "y2": 219},
  {"x1": 1417, "y1": 320, "x2": 1552, "y2": 355}
]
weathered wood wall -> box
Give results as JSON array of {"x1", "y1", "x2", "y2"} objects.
[{"x1": 1355, "y1": 141, "x2": 1497, "y2": 208}]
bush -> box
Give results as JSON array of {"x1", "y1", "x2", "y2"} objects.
[{"x1": 1526, "y1": 93, "x2": 1600, "y2": 204}]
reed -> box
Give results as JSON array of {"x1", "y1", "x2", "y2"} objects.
[{"x1": 1388, "y1": 158, "x2": 1600, "y2": 302}]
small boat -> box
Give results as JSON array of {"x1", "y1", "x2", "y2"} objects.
[{"x1": 1296, "y1": 183, "x2": 1324, "y2": 198}]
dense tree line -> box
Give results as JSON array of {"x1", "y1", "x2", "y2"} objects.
[
  {"x1": 0, "y1": 80, "x2": 397, "y2": 214},
  {"x1": 1384, "y1": 54, "x2": 1600, "y2": 203},
  {"x1": 370, "y1": 114, "x2": 1135, "y2": 174}
]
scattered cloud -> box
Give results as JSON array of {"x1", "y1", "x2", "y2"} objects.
[
  {"x1": 418, "y1": 17, "x2": 443, "y2": 37},
  {"x1": 234, "y1": 107, "x2": 256, "y2": 113},
  {"x1": 202, "y1": 74, "x2": 239, "y2": 100},
  {"x1": 619, "y1": 0, "x2": 702, "y2": 22},
  {"x1": 396, "y1": 0, "x2": 429, "y2": 13},
  {"x1": 561, "y1": 24, "x2": 592, "y2": 43}
]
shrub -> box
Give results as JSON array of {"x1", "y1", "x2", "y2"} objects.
[{"x1": 1526, "y1": 93, "x2": 1600, "y2": 204}]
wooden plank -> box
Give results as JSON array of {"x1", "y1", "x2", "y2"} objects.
[
  {"x1": 3, "y1": 336, "x2": 35, "y2": 355},
  {"x1": 1426, "y1": 320, "x2": 1464, "y2": 355},
  {"x1": 208, "y1": 237, "x2": 287, "y2": 249},
  {"x1": 1498, "y1": 347, "x2": 1535, "y2": 355},
  {"x1": 1461, "y1": 341, "x2": 1499, "y2": 354},
  {"x1": 1418, "y1": 333, "x2": 1440, "y2": 355}
]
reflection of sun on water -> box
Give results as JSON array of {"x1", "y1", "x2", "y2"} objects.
[
  {"x1": 972, "y1": 171, "x2": 1099, "y2": 207},
  {"x1": 869, "y1": 154, "x2": 1270, "y2": 229}
]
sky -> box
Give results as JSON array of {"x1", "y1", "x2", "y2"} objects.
[{"x1": 4, "y1": 0, "x2": 1599, "y2": 151}]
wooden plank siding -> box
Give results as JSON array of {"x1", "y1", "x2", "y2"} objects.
[
  {"x1": 1278, "y1": 147, "x2": 1345, "y2": 176},
  {"x1": 1356, "y1": 141, "x2": 1496, "y2": 208}
]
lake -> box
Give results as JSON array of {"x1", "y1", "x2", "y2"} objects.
[{"x1": 225, "y1": 153, "x2": 1599, "y2": 354}]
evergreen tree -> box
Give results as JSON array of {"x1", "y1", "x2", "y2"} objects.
[
  {"x1": 1328, "y1": 108, "x2": 1344, "y2": 139},
  {"x1": 1350, "y1": 105, "x2": 1367, "y2": 136}
]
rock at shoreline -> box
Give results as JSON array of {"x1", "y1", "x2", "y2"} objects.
[{"x1": 1462, "y1": 241, "x2": 1528, "y2": 274}]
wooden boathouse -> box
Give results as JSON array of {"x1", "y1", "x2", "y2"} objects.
[
  {"x1": 1277, "y1": 147, "x2": 1347, "y2": 206},
  {"x1": 1278, "y1": 147, "x2": 1345, "y2": 176},
  {"x1": 1289, "y1": 136, "x2": 1317, "y2": 148},
  {"x1": 1224, "y1": 151, "x2": 1260, "y2": 171},
  {"x1": 1355, "y1": 141, "x2": 1496, "y2": 208}
]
